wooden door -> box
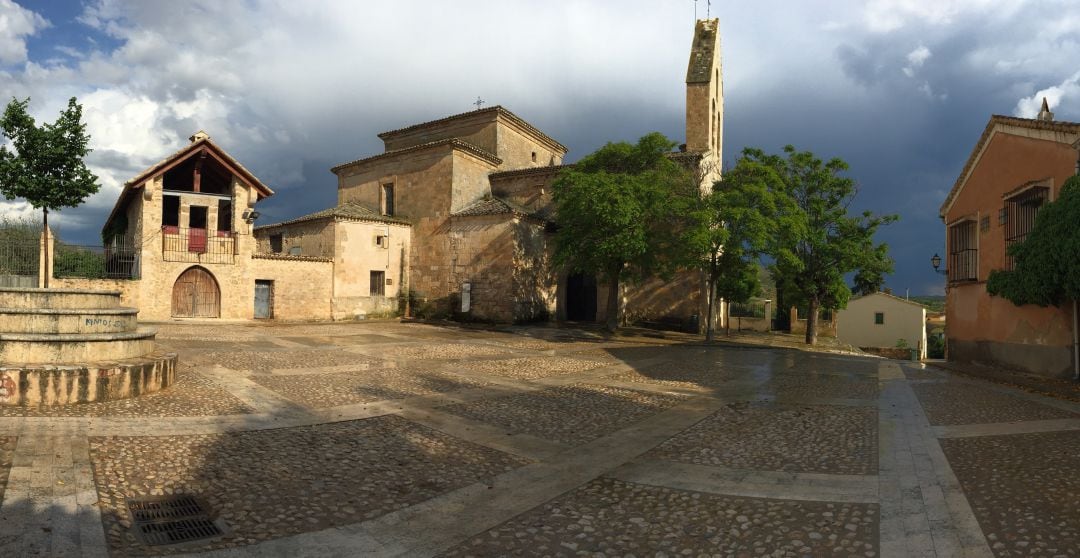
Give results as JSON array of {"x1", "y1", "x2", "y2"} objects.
[
  {"x1": 172, "y1": 267, "x2": 220, "y2": 318},
  {"x1": 254, "y1": 280, "x2": 273, "y2": 319}
]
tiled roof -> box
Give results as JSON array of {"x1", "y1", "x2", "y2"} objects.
[
  {"x1": 452, "y1": 196, "x2": 551, "y2": 223},
  {"x1": 251, "y1": 253, "x2": 333, "y2": 263},
  {"x1": 376, "y1": 105, "x2": 568, "y2": 154},
  {"x1": 255, "y1": 202, "x2": 411, "y2": 231},
  {"x1": 488, "y1": 164, "x2": 571, "y2": 180},
  {"x1": 124, "y1": 137, "x2": 273, "y2": 197},
  {"x1": 330, "y1": 138, "x2": 501, "y2": 174},
  {"x1": 850, "y1": 291, "x2": 929, "y2": 310},
  {"x1": 940, "y1": 115, "x2": 1080, "y2": 218}
]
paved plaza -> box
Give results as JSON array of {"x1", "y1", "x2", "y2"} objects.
[{"x1": 0, "y1": 321, "x2": 1078, "y2": 557}]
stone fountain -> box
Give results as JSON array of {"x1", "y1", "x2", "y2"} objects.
[{"x1": 0, "y1": 287, "x2": 176, "y2": 406}]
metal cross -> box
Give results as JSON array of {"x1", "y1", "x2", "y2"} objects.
[{"x1": 474, "y1": 96, "x2": 485, "y2": 110}]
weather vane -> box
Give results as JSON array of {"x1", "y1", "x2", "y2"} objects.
[{"x1": 474, "y1": 96, "x2": 485, "y2": 110}]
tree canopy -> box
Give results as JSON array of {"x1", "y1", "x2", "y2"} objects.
[
  {"x1": 746, "y1": 145, "x2": 896, "y2": 344},
  {"x1": 0, "y1": 97, "x2": 99, "y2": 218},
  {"x1": 987, "y1": 175, "x2": 1080, "y2": 307},
  {"x1": 553, "y1": 132, "x2": 697, "y2": 331}
]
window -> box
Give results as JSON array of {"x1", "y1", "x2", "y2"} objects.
[
  {"x1": 531, "y1": 152, "x2": 537, "y2": 162},
  {"x1": 269, "y1": 234, "x2": 283, "y2": 253},
  {"x1": 217, "y1": 200, "x2": 232, "y2": 233},
  {"x1": 288, "y1": 246, "x2": 302, "y2": 256},
  {"x1": 381, "y1": 183, "x2": 395, "y2": 216},
  {"x1": 874, "y1": 312, "x2": 884, "y2": 325},
  {"x1": 189, "y1": 206, "x2": 207, "y2": 229},
  {"x1": 162, "y1": 195, "x2": 180, "y2": 228},
  {"x1": 948, "y1": 220, "x2": 977, "y2": 282},
  {"x1": 370, "y1": 270, "x2": 386, "y2": 296},
  {"x1": 1004, "y1": 185, "x2": 1049, "y2": 270},
  {"x1": 374, "y1": 235, "x2": 388, "y2": 248}
]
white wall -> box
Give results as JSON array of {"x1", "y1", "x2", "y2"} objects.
[{"x1": 837, "y1": 293, "x2": 928, "y2": 358}]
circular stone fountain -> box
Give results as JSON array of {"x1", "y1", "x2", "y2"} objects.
[{"x1": 0, "y1": 287, "x2": 177, "y2": 406}]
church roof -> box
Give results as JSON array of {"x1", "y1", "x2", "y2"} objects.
[
  {"x1": 255, "y1": 202, "x2": 411, "y2": 230},
  {"x1": 330, "y1": 138, "x2": 501, "y2": 174},
  {"x1": 939, "y1": 114, "x2": 1080, "y2": 219},
  {"x1": 452, "y1": 196, "x2": 551, "y2": 223},
  {"x1": 377, "y1": 105, "x2": 568, "y2": 155},
  {"x1": 488, "y1": 164, "x2": 571, "y2": 180}
]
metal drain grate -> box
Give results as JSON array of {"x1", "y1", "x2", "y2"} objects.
[{"x1": 127, "y1": 495, "x2": 226, "y2": 546}]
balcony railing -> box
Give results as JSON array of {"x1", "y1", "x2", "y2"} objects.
[{"x1": 162, "y1": 226, "x2": 236, "y2": 264}]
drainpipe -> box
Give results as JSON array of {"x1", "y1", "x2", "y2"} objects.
[{"x1": 1074, "y1": 299, "x2": 1079, "y2": 381}]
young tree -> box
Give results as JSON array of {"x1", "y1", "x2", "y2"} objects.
[
  {"x1": 0, "y1": 97, "x2": 100, "y2": 287},
  {"x1": 553, "y1": 132, "x2": 697, "y2": 331},
  {"x1": 691, "y1": 157, "x2": 775, "y2": 340},
  {"x1": 749, "y1": 145, "x2": 896, "y2": 345}
]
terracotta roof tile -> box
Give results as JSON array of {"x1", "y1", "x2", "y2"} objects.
[
  {"x1": 376, "y1": 106, "x2": 568, "y2": 154},
  {"x1": 255, "y1": 202, "x2": 411, "y2": 230},
  {"x1": 488, "y1": 164, "x2": 572, "y2": 180},
  {"x1": 452, "y1": 196, "x2": 551, "y2": 223}
]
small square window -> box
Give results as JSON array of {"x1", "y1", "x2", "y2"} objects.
[
  {"x1": 531, "y1": 152, "x2": 537, "y2": 162},
  {"x1": 874, "y1": 312, "x2": 884, "y2": 325},
  {"x1": 269, "y1": 234, "x2": 282, "y2": 253}
]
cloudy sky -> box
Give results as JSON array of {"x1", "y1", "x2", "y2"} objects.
[{"x1": 1, "y1": 0, "x2": 1078, "y2": 295}]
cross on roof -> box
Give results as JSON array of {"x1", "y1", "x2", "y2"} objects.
[{"x1": 474, "y1": 96, "x2": 485, "y2": 110}]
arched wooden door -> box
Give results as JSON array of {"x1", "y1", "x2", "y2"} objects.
[{"x1": 172, "y1": 267, "x2": 221, "y2": 318}]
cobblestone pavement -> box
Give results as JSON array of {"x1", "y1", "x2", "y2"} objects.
[{"x1": 0, "y1": 321, "x2": 1077, "y2": 557}]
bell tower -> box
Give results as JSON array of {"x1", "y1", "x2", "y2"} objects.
[{"x1": 685, "y1": 18, "x2": 723, "y2": 189}]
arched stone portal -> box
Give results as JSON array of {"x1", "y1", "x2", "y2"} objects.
[{"x1": 171, "y1": 266, "x2": 221, "y2": 318}]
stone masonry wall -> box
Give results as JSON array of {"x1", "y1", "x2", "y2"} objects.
[
  {"x1": 448, "y1": 214, "x2": 518, "y2": 322},
  {"x1": 249, "y1": 255, "x2": 334, "y2": 320},
  {"x1": 254, "y1": 219, "x2": 335, "y2": 258}
]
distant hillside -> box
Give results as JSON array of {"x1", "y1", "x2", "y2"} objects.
[{"x1": 909, "y1": 295, "x2": 944, "y2": 313}]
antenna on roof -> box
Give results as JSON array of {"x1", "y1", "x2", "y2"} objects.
[
  {"x1": 694, "y1": 0, "x2": 697, "y2": 19},
  {"x1": 707, "y1": 0, "x2": 711, "y2": 18},
  {"x1": 474, "y1": 96, "x2": 485, "y2": 110}
]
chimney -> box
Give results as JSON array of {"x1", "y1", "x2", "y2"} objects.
[
  {"x1": 1037, "y1": 98, "x2": 1054, "y2": 122},
  {"x1": 189, "y1": 130, "x2": 210, "y2": 143}
]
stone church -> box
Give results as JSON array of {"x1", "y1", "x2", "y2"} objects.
[{"x1": 84, "y1": 19, "x2": 723, "y2": 326}]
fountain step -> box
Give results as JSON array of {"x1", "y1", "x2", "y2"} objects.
[
  {"x1": 0, "y1": 328, "x2": 157, "y2": 363},
  {"x1": 0, "y1": 307, "x2": 139, "y2": 334},
  {"x1": 0, "y1": 287, "x2": 122, "y2": 310},
  {"x1": 0, "y1": 351, "x2": 177, "y2": 406}
]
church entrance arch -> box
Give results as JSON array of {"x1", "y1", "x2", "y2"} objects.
[
  {"x1": 565, "y1": 273, "x2": 597, "y2": 322},
  {"x1": 171, "y1": 266, "x2": 221, "y2": 318}
]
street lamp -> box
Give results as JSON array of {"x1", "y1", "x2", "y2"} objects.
[{"x1": 930, "y1": 253, "x2": 946, "y2": 275}]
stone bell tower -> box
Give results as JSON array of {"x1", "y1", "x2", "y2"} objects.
[{"x1": 685, "y1": 18, "x2": 723, "y2": 190}]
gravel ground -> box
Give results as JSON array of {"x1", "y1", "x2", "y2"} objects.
[
  {"x1": 251, "y1": 367, "x2": 490, "y2": 408},
  {"x1": 442, "y1": 477, "x2": 879, "y2": 557},
  {"x1": 903, "y1": 366, "x2": 953, "y2": 381},
  {"x1": 941, "y1": 430, "x2": 1080, "y2": 557},
  {"x1": 0, "y1": 437, "x2": 15, "y2": 502},
  {"x1": 89, "y1": 415, "x2": 529, "y2": 556},
  {"x1": 380, "y1": 343, "x2": 514, "y2": 361},
  {"x1": 607, "y1": 360, "x2": 749, "y2": 389},
  {"x1": 197, "y1": 349, "x2": 381, "y2": 372},
  {"x1": 649, "y1": 402, "x2": 878, "y2": 475},
  {"x1": 452, "y1": 357, "x2": 609, "y2": 380},
  {"x1": 912, "y1": 382, "x2": 1078, "y2": 425},
  {"x1": 440, "y1": 384, "x2": 688, "y2": 445},
  {"x1": 766, "y1": 375, "x2": 880, "y2": 400},
  {"x1": 151, "y1": 324, "x2": 262, "y2": 342},
  {"x1": 0, "y1": 366, "x2": 253, "y2": 418}
]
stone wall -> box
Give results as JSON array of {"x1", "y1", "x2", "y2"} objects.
[
  {"x1": 490, "y1": 169, "x2": 558, "y2": 216},
  {"x1": 331, "y1": 220, "x2": 410, "y2": 320},
  {"x1": 788, "y1": 307, "x2": 838, "y2": 338},
  {"x1": 50, "y1": 277, "x2": 142, "y2": 310},
  {"x1": 448, "y1": 214, "x2": 518, "y2": 322},
  {"x1": 511, "y1": 220, "x2": 557, "y2": 321},
  {"x1": 254, "y1": 219, "x2": 335, "y2": 258},
  {"x1": 249, "y1": 255, "x2": 334, "y2": 320}
]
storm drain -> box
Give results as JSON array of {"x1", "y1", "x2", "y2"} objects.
[{"x1": 127, "y1": 495, "x2": 226, "y2": 546}]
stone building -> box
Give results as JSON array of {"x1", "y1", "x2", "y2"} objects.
[{"x1": 939, "y1": 101, "x2": 1080, "y2": 378}]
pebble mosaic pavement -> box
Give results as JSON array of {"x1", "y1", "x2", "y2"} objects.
[{"x1": 0, "y1": 320, "x2": 1076, "y2": 558}]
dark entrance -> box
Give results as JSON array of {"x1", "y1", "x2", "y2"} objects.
[{"x1": 565, "y1": 273, "x2": 597, "y2": 322}]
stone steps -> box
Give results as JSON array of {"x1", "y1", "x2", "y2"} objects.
[
  {"x1": 0, "y1": 307, "x2": 139, "y2": 334},
  {"x1": 0, "y1": 287, "x2": 121, "y2": 310},
  {"x1": 0, "y1": 328, "x2": 158, "y2": 363}
]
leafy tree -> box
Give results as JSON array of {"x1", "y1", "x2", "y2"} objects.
[
  {"x1": 988, "y1": 175, "x2": 1080, "y2": 308},
  {"x1": 553, "y1": 132, "x2": 697, "y2": 331},
  {"x1": 691, "y1": 156, "x2": 775, "y2": 340},
  {"x1": 749, "y1": 145, "x2": 896, "y2": 345},
  {"x1": 0, "y1": 97, "x2": 99, "y2": 287}
]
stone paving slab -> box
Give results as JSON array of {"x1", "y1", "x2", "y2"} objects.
[
  {"x1": 766, "y1": 374, "x2": 880, "y2": 400},
  {"x1": 441, "y1": 477, "x2": 879, "y2": 557},
  {"x1": 912, "y1": 382, "x2": 1079, "y2": 426},
  {"x1": 452, "y1": 356, "x2": 609, "y2": 380},
  {"x1": 0, "y1": 437, "x2": 14, "y2": 502},
  {"x1": 89, "y1": 415, "x2": 529, "y2": 556},
  {"x1": 377, "y1": 343, "x2": 515, "y2": 361},
  {"x1": 196, "y1": 349, "x2": 383, "y2": 372},
  {"x1": 440, "y1": 384, "x2": 688, "y2": 445},
  {"x1": 0, "y1": 367, "x2": 253, "y2": 418},
  {"x1": 648, "y1": 402, "x2": 878, "y2": 475},
  {"x1": 606, "y1": 359, "x2": 753, "y2": 389},
  {"x1": 250, "y1": 367, "x2": 491, "y2": 408},
  {"x1": 940, "y1": 430, "x2": 1080, "y2": 557}
]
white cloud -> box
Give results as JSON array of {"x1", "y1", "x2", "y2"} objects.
[
  {"x1": 1014, "y1": 71, "x2": 1080, "y2": 118},
  {"x1": 0, "y1": 0, "x2": 47, "y2": 64},
  {"x1": 902, "y1": 45, "x2": 931, "y2": 77},
  {"x1": 863, "y1": 0, "x2": 1022, "y2": 32}
]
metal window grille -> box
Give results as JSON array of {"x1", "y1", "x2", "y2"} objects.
[
  {"x1": 1004, "y1": 186, "x2": 1048, "y2": 270},
  {"x1": 54, "y1": 237, "x2": 140, "y2": 279},
  {"x1": 948, "y1": 220, "x2": 977, "y2": 282}
]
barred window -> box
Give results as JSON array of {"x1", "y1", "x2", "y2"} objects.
[
  {"x1": 948, "y1": 220, "x2": 977, "y2": 282},
  {"x1": 1004, "y1": 186, "x2": 1048, "y2": 270}
]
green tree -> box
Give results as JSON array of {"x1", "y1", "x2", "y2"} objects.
[
  {"x1": 0, "y1": 97, "x2": 100, "y2": 287},
  {"x1": 750, "y1": 145, "x2": 896, "y2": 345},
  {"x1": 988, "y1": 176, "x2": 1080, "y2": 308},
  {"x1": 692, "y1": 156, "x2": 775, "y2": 340},
  {"x1": 553, "y1": 132, "x2": 697, "y2": 331}
]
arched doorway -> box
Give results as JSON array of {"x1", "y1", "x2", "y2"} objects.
[
  {"x1": 172, "y1": 266, "x2": 221, "y2": 318},
  {"x1": 565, "y1": 273, "x2": 597, "y2": 322}
]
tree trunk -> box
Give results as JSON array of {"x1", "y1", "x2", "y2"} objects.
[
  {"x1": 805, "y1": 297, "x2": 819, "y2": 345},
  {"x1": 605, "y1": 268, "x2": 621, "y2": 332},
  {"x1": 705, "y1": 257, "x2": 717, "y2": 342},
  {"x1": 42, "y1": 207, "x2": 49, "y2": 289},
  {"x1": 725, "y1": 300, "x2": 731, "y2": 337}
]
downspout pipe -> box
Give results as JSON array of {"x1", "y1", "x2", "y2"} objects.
[{"x1": 1075, "y1": 298, "x2": 1079, "y2": 381}]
